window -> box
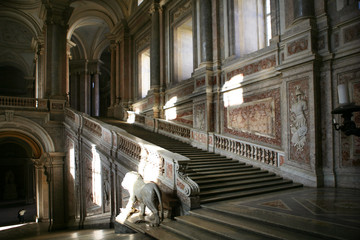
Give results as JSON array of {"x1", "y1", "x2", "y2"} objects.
[
  {"x1": 138, "y1": 48, "x2": 150, "y2": 98},
  {"x1": 138, "y1": 0, "x2": 144, "y2": 6},
  {"x1": 265, "y1": 0, "x2": 272, "y2": 46},
  {"x1": 173, "y1": 17, "x2": 193, "y2": 82},
  {"x1": 235, "y1": 0, "x2": 272, "y2": 56}
]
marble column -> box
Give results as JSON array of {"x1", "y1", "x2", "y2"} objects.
[
  {"x1": 119, "y1": 29, "x2": 130, "y2": 109},
  {"x1": 42, "y1": 2, "x2": 72, "y2": 99},
  {"x1": 33, "y1": 38, "x2": 46, "y2": 99},
  {"x1": 91, "y1": 72, "x2": 100, "y2": 117},
  {"x1": 150, "y1": 1, "x2": 161, "y2": 118},
  {"x1": 150, "y1": 1, "x2": 161, "y2": 88},
  {"x1": 70, "y1": 71, "x2": 79, "y2": 110},
  {"x1": 199, "y1": 0, "x2": 214, "y2": 131},
  {"x1": 200, "y1": 0, "x2": 213, "y2": 64},
  {"x1": 44, "y1": 152, "x2": 66, "y2": 231},
  {"x1": 32, "y1": 157, "x2": 49, "y2": 223},
  {"x1": 110, "y1": 42, "x2": 116, "y2": 107},
  {"x1": 115, "y1": 41, "x2": 121, "y2": 105},
  {"x1": 79, "y1": 65, "x2": 90, "y2": 114},
  {"x1": 293, "y1": 0, "x2": 314, "y2": 22}
]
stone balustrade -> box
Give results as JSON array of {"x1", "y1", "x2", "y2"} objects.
[
  {"x1": 133, "y1": 112, "x2": 283, "y2": 168},
  {"x1": 0, "y1": 96, "x2": 48, "y2": 110},
  {"x1": 64, "y1": 108, "x2": 200, "y2": 211}
]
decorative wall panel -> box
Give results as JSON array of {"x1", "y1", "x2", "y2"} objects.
[
  {"x1": 287, "y1": 78, "x2": 310, "y2": 165},
  {"x1": 224, "y1": 88, "x2": 281, "y2": 146}
]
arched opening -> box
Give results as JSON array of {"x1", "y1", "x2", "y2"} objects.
[{"x1": 0, "y1": 132, "x2": 43, "y2": 227}]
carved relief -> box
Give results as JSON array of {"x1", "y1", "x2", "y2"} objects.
[
  {"x1": 224, "y1": 88, "x2": 281, "y2": 146},
  {"x1": 173, "y1": 1, "x2": 192, "y2": 22},
  {"x1": 5, "y1": 110, "x2": 14, "y2": 122},
  {"x1": 103, "y1": 167, "x2": 111, "y2": 209},
  {"x1": 343, "y1": 23, "x2": 360, "y2": 44},
  {"x1": 227, "y1": 98, "x2": 275, "y2": 137},
  {"x1": 288, "y1": 79, "x2": 310, "y2": 165},
  {"x1": 290, "y1": 86, "x2": 308, "y2": 151},
  {"x1": 136, "y1": 35, "x2": 150, "y2": 50},
  {"x1": 287, "y1": 37, "x2": 308, "y2": 56},
  {"x1": 194, "y1": 103, "x2": 206, "y2": 130}
]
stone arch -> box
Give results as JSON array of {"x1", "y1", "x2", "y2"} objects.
[{"x1": 0, "y1": 114, "x2": 56, "y2": 222}]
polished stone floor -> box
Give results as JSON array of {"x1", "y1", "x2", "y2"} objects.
[{"x1": 0, "y1": 187, "x2": 359, "y2": 239}]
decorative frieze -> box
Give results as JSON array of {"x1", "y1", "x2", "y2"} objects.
[
  {"x1": 226, "y1": 55, "x2": 276, "y2": 80},
  {"x1": 83, "y1": 118, "x2": 102, "y2": 137},
  {"x1": 172, "y1": 0, "x2": 192, "y2": 22},
  {"x1": 287, "y1": 36, "x2": 309, "y2": 56},
  {"x1": 343, "y1": 23, "x2": 360, "y2": 44}
]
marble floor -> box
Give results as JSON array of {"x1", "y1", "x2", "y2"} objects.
[{"x1": 0, "y1": 187, "x2": 359, "y2": 239}]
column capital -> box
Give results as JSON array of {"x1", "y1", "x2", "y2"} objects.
[
  {"x1": 42, "y1": 0, "x2": 73, "y2": 26},
  {"x1": 149, "y1": 2, "x2": 161, "y2": 15}
]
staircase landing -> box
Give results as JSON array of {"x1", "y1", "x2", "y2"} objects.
[{"x1": 125, "y1": 187, "x2": 360, "y2": 240}]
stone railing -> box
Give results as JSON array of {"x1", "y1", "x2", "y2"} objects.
[
  {"x1": 0, "y1": 96, "x2": 48, "y2": 110},
  {"x1": 214, "y1": 134, "x2": 280, "y2": 166},
  {"x1": 64, "y1": 108, "x2": 201, "y2": 211},
  {"x1": 132, "y1": 113, "x2": 282, "y2": 168}
]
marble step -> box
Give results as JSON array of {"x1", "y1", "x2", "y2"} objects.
[
  {"x1": 188, "y1": 208, "x2": 323, "y2": 240},
  {"x1": 171, "y1": 149, "x2": 207, "y2": 153},
  {"x1": 200, "y1": 179, "x2": 294, "y2": 197},
  {"x1": 188, "y1": 161, "x2": 242, "y2": 168},
  {"x1": 195, "y1": 172, "x2": 277, "y2": 185},
  {"x1": 190, "y1": 168, "x2": 264, "y2": 181},
  {"x1": 160, "y1": 219, "x2": 247, "y2": 240},
  {"x1": 200, "y1": 183, "x2": 303, "y2": 204},
  {"x1": 124, "y1": 220, "x2": 188, "y2": 240},
  {"x1": 186, "y1": 165, "x2": 254, "y2": 176},
  {"x1": 201, "y1": 203, "x2": 357, "y2": 240},
  {"x1": 171, "y1": 215, "x2": 269, "y2": 240},
  {"x1": 187, "y1": 156, "x2": 230, "y2": 161},
  {"x1": 181, "y1": 153, "x2": 222, "y2": 157},
  {"x1": 189, "y1": 163, "x2": 246, "y2": 172},
  {"x1": 199, "y1": 176, "x2": 284, "y2": 190}
]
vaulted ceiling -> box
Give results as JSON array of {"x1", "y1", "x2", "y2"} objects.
[{"x1": 0, "y1": 0, "x2": 139, "y2": 81}]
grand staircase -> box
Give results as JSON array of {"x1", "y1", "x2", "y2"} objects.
[
  {"x1": 104, "y1": 120, "x2": 360, "y2": 240},
  {"x1": 103, "y1": 119, "x2": 302, "y2": 204}
]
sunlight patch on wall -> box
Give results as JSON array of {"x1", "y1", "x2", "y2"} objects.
[
  {"x1": 138, "y1": 144, "x2": 162, "y2": 182},
  {"x1": 223, "y1": 74, "x2": 244, "y2": 107},
  {"x1": 127, "y1": 111, "x2": 135, "y2": 123},
  {"x1": 91, "y1": 145, "x2": 102, "y2": 206},
  {"x1": 164, "y1": 96, "x2": 178, "y2": 120},
  {"x1": 69, "y1": 146, "x2": 75, "y2": 180}
]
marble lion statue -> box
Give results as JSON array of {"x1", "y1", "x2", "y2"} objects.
[{"x1": 118, "y1": 171, "x2": 163, "y2": 227}]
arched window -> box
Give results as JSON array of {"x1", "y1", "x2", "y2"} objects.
[
  {"x1": 233, "y1": 0, "x2": 272, "y2": 57},
  {"x1": 173, "y1": 16, "x2": 193, "y2": 83},
  {"x1": 138, "y1": 48, "x2": 150, "y2": 98}
]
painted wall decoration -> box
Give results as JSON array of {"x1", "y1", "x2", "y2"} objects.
[
  {"x1": 172, "y1": 108, "x2": 193, "y2": 126},
  {"x1": 224, "y1": 88, "x2": 281, "y2": 146},
  {"x1": 288, "y1": 79, "x2": 310, "y2": 165},
  {"x1": 227, "y1": 98, "x2": 275, "y2": 137}
]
